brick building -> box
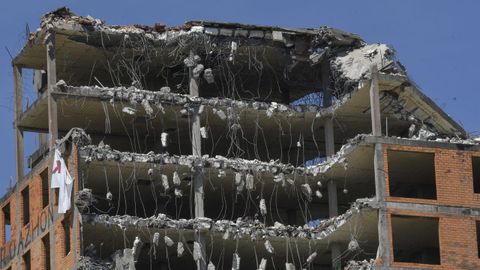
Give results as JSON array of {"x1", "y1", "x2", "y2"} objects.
[{"x1": 1, "y1": 7, "x2": 480, "y2": 270}]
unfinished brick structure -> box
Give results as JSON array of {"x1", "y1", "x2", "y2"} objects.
[{"x1": 1, "y1": 7, "x2": 480, "y2": 270}]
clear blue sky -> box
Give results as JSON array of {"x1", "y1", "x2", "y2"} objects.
[{"x1": 0, "y1": 0, "x2": 479, "y2": 195}]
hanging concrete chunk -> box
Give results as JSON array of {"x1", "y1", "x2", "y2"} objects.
[
  {"x1": 193, "y1": 241, "x2": 203, "y2": 262},
  {"x1": 246, "y1": 173, "x2": 254, "y2": 190},
  {"x1": 207, "y1": 261, "x2": 215, "y2": 270},
  {"x1": 315, "y1": 190, "x2": 323, "y2": 199},
  {"x1": 164, "y1": 236, "x2": 174, "y2": 247},
  {"x1": 235, "y1": 172, "x2": 243, "y2": 185},
  {"x1": 153, "y1": 232, "x2": 160, "y2": 246},
  {"x1": 132, "y1": 236, "x2": 143, "y2": 262},
  {"x1": 285, "y1": 262, "x2": 296, "y2": 270},
  {"x1": 162, "y1": 174, "x2": 169, "y2": 191},
  {"x1": 232, "y1": 253, "x2": 241, "y2": 270},
  {"x1": 173, "y1": 171, "x2": 181, "y2": 186},
  {"x1": 257, "y1": 258, "x2": 267, "y2": 270},
  {"x1": 212, "y1": 108, "x2": 226, "y2": 120},
  {"x1": 264, "y1": 240, "x2": 274, "y2": 254},
  {"x1": 200, "y1": 127, "x2": 208, "y2": 139},
  {"x1": 306, "y1": 251, "x2": 317, "y2": 264},
  {"x1": 301, "y1": 184, "x2": 312, "y2": 201},
  {"x1": 141, "y1": 99, "x2": 153, "y2": 116},
  {"x1": 174, "y1": 188, "x2": 183, "y2": 198},
  {"x1": 122, "y1": 106, "x2": 136, "y2": 115},
  {"x1": 177, "y1": 242, "x2": 184, "y2": 257},
  {"x1": 161, "y1": 132, "x2": 168, "y2": 147},
  {"x1": 260, "y1": 198, "x2": 267, "y2": 216}
]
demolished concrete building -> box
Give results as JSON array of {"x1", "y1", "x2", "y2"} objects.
[{"x1": 1, "y1": 6, "x2": 480, "y2": 270}]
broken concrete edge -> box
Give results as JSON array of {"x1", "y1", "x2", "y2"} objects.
[
  {"x1": 81, "y1": 197, "x2": 375, "y2": 241},
  {"x1": 52, "y1": 82, "x2": 329, "y2": 117},
  {"x1": 344, "y1": 259, "x2": 375, "y2": 270}
]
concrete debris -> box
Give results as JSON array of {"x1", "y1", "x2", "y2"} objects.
[
  {"x1": 344, "y1": 259, "x2": 374, "y2": 270},
  {"x1": 348, "y1": 238, "x2": 359, "y2": 251},
  {"x1": 164, "y1": 236, "x2": 174, "y2": 247},
  {"x1": 74, "y1": 188, "x2": 96, "y2": 213},
  {"x1": 264, "y1": 239, "x2": 274, "y2": 253},
  {"x1": 193, "y1": 241, "x2": 203, "y2": 262},
  {"x1": 174, "y1": 188, "x2": 183, "y2": 198},
  {"x1": 315, "y1": 190, "x2": 323, "y2": 199},
  {"x1": 306, "y1": 251, "x2": 317, "y2": 264},
  {"x1": 213, "y1": 108, "x2": 227, "y2": 120},
  {"x1": 235, "y1": 172, "x2": 243, "y2": 185},
  {"x1": 147, "y1": 168, "x2": 154, "y2": 176},
  {"x1": 141, "y1": 99, "x2": 153, "y2": 116},
  {"x1": 257, "y1": 258, "x2": 267, "y2": 270},
  {"x1": 59, "y1": 84, "x2": 323, "y2": 120},
  {"x1": 56, "y1": 127, "x2": 92, "y2": 147},
  {"x1": 76, "y1": 256, "x2": 113, "y2": 270},
  {"x1": 207, "y1": 261, "x2": 215, "y2": 270},
  {"x1": 84, "y1": 198, "x2": 373, "y2": 241},
  {"x1": 122, "y1": 106, "x2": 136, "y2": 115},
  {"x1": 331, "y1": 43, "x2": 404, "y2": 95},
  {"x1": 232, "y1": 253, "x2": 241, "y2": 270},
  {"x1": 177, "y1": 242, "x2": 184, "y2": 257},
  {"x1": 106, "y1": 191, "x2": 113, "y2": 201},
  {"x1": 114, "y1": 249, "x2": 136, "y2": 270}
]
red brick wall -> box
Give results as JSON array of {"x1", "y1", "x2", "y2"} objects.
[
  {"x1": 384, "y1": 144, "x2": 480, "y2": 269},
  {"x1": 0, "y1": 144, "x2": 80, "y2": 270}
]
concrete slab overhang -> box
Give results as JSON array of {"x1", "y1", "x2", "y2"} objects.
[{"x1": 81, "y1": 204, "x2": 378, "y2": 268}]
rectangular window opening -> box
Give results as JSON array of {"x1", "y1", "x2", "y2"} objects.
[
  {"x1": 62, "y1": 218, "x2": 71, "y2": 256},
  {"x1": 42, "y1": 234, "x2": 50, "y2": 270},
  {"x1": 22, "y1": 250, "x2": 31, "y2": 270},
  {"x1": 22, "y1": 187, "x2": 30, "y2": 226},
  {"x1": 473, "y1": 157, "x2": 480, "y2": 193},
  {"x1": 41, "y1": 169, "x2": 49, "y2": 208},
  {"x1": 388, "y1": 150, "x2": 437, "y2": 199},
  {"x1": 392, "y1": 215, "x2": 440, "y2": 264},
  {"x1": 2, "y1": 203, "x2": 11, "y2": 242}
]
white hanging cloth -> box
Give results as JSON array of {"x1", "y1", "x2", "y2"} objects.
[{"x1": 51, "y1": 149, "x2": 74, "y2": 213}]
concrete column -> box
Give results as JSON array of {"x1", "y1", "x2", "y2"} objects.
[
  {"x1": 369, "y1": 65, "x2": 381, "y2": 136},
  {"x1": 188, "y1": 51, "x2": 206, "y2": 270},
  {"x1": 13, "y1": 65, "x2": 24, "y2": 182},
  {"x1": 46, "y1": 30, "x2": 57, "y2": 270},
  {"x1": 374, "y1": 143, "x2": 390, "y2": 266},
  {"x1": 321, "y1": 60, "x2": 341, "y2": 269}
]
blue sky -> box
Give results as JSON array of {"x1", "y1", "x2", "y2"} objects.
[{"x1": 0, "y1": 0, "x2": 479, "y2": 195}]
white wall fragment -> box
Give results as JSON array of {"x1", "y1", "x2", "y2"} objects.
[{"x1": 164, "y1": 236, "x2": 174, "y2": 247}]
